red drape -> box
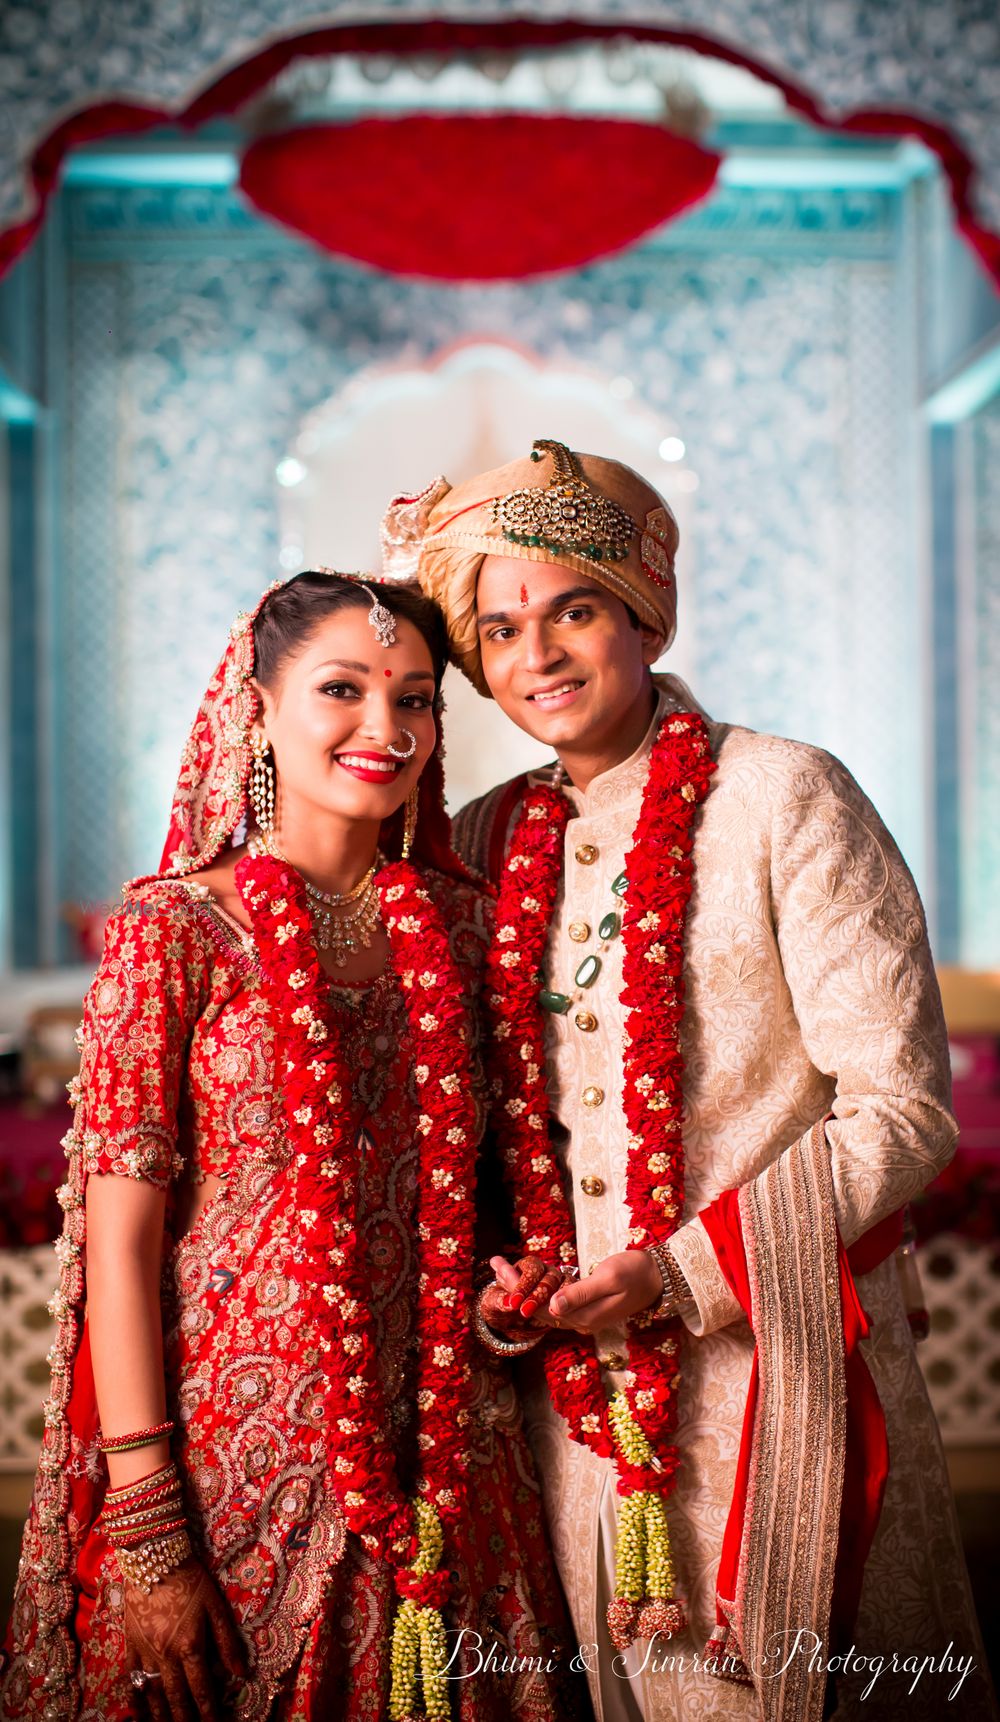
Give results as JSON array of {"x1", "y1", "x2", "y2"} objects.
[
  {"x1": 1, "y1": 18, "x2": 997, "y2": 287},
  {"x1": 238, "y1": 113, "x2": 721, "y2": 281},
  {"x1": 700, "y1": 1190, "x2": 895, "y2": 1654}
]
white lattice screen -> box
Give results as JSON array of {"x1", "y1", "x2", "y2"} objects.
[
  {"x1": 0, "y1": 1246, "x2": 57, "y2": 1472},
  {"x1": 919, "y1": 1233, "x2": 1000, "y2": 1447}
]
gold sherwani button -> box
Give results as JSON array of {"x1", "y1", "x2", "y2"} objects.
[
  {"x1": 580, "y1": 1175, "x2": 605, "y2": 1196},
  {"x1": 598, "y1": 1351, "x2": 627, "y2": 1370},
  {"x1": 581, "y1": 1085, "x2": 604, "y2": 1108},
  {"x1": 569, "y1": 921, "x2": 590, "y2": 942},
  {"x1": 574, "y1": 1010, "x2": 597, "y2": 1033},
  {"x1": 575, "y1": 844, "x2": 598, "y2": 865}
]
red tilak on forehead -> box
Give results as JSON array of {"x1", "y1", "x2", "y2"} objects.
[
  {"x1": 384, "y1": 669, "x2": 393, "y2": 677},
  {"x1": 519, "y1": 582, "x2": 529, "y2": 608}
]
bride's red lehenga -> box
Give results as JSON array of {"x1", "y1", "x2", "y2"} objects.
[{"x1": 1, "y1": 588, "x2": 584, "y2": 1722}]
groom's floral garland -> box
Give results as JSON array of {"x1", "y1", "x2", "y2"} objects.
[
  {"x1": 484, "y1": 712, "x2": 716, "y2": 1650},
  {"x1": 237, "y1": 851, "x2": 480, "y2": 1722}
]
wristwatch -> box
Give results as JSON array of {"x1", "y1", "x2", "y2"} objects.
[{"x1": 633, "y1": 1240, "x2": 692, "y2": 1326}]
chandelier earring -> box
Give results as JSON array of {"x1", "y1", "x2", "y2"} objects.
[
  {"x1": 249, "y1": 732, "x2": 276, "y2": 834},
  {"x1": 401, "y1": 785, "x2": 419, "y2": 861}
]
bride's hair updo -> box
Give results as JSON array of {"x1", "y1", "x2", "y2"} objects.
[{"x1": 253, "y1": 571, "x2": 448, "y2": 692}]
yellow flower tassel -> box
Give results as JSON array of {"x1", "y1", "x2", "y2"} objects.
[
  {"x1": 608, "y1": 1386, "x2": 656, "y2": 1466},
  {"x1": 389, "y1": 1499, "x2": 451, "y2": 1721},
  {"x1": 390, "y1": 1599, "x2": 420, "y2": 1718},
  {"x1": 606, "y1": 1392, "x2": 687, "y2": 1650},
  {"x1": 613, "y1": 1491, "x2": 648, "y2": 1603}
]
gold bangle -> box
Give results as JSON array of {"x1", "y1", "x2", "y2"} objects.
[
  {"x1": 105, "y1": 1460, "x2": 179, "y2": 1507},
  {"x1": 105, "y1": 1499, "x2": 184, "y2": 1533}
]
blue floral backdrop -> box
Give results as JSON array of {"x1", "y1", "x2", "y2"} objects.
[
  {"x1": 2, "y1": 158, "x2": 996, "y2": 966},
  {"x1": 55, "y1": 177, "x2": 924, "y2": 887}
]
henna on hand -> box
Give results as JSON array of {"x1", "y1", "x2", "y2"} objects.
[
  {"x1": 123, "y1": 1556, "x2": 248, "y2": 1722},
  {"x1": 483, "y1": 1254, "x2": 570, "y2": 1332}
]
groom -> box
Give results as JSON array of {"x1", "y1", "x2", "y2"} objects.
[{"x1": 381, "y1": 441, "x2": 989, "y2": 1722}]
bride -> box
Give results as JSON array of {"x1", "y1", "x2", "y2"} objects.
[{"x1": 1, "y1": 571, "x2": 583, "y2": 1722}]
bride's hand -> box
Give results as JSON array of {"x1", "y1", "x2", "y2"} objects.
[
  {"x1": 123, "y1": 1556, "x2": 248, "y2": 1721},
  {"x1": 483, "y1": 1254, "x2": 570, "y2": 1332}
]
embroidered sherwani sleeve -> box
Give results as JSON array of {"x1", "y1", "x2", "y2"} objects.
[
  {"x1": 771, "y1": 750, "x2": 957, "y2": 1233},
  {"x1": 667, "y1": 1217, "x2": 742, "y2": 1335},
  {"x1": 670, "y1": 745, "x2": 957, "y2": 1338}
]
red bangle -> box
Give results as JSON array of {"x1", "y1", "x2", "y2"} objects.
[
  {"x1": 106, "y1": 1517, "x2": 188, "y2": 1549},
  {"x1": 105, "y1": 1461, "x2": 176, "y2": 1505},
  {"x1": 103, "y1": 1493, "x2": 184, "y2": 1531},
  {"x1": 98, "y1": 1420, "x2": 175, "y2": 1455},
  {"x1": 103, "y1": 1482, "x2": 178, "y2": 1520},
  {"x1": 104, "y1": 1471, "x2": 179, "y2": 1507}
]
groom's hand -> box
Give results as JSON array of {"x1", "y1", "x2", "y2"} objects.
[
  {"x1": 483, "y1": 1254, "x2": 568, "y2": 1331},
  {"x1": 547, "y1": 1250, "x2": 662, "y2": 1333}
]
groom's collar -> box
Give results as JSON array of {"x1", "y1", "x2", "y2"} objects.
[{"x1": 528, "y1": 675, "x2": 705, "y2": 818}]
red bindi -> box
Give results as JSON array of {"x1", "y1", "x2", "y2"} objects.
[
  {"x1": 519, "y1": 582, "x2": 529, "y2": 607},
  {"x1": 384, "y1": 669, "x2": 393, "y2": 677}
]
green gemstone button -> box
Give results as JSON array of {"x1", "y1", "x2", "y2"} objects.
[
  {"x1": 539, "y1": 988, "x2": 572, "y2": 1014},
  {"x1": 575, "y1": 954, "x2": 602, "y2": 989},
  {"x1": 611, "y1": 871, "x2": 628, "y2": 897},
  {"x1": 599, "y1": 912, "x2": 621, "y2": 941}
]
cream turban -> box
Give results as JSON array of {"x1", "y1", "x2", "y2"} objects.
[{"x1": 380, "y1": 439, "x2": 679, "y2": 697}]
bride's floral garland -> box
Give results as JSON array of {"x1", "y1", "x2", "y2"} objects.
[
  {"x1": 484, "y1": 712, "x2": 716, "y2": 1650},
  {"x1": 237, "y1": 851, "x2": 480, "y2": 1722}
]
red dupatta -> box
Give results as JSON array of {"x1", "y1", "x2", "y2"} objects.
[{"x1": 699, "y1": 1121, "x2": 896, "y2": 1719}]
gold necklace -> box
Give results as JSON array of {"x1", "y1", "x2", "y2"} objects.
[{"x1": 247, "y1": 834, "x2": 382, "y2": 967}]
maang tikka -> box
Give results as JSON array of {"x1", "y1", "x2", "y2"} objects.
[
  {"x1": 359, "y1": 583, "x2": 397, "y2": 649},
  {"x1": 316, "y1": 568, "x2": 399, "y2": 649}
]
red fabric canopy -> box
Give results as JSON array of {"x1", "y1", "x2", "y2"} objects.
[
  {"x1": 239, "y1": 113, "x2": 720, "y2": 280},
  {"x1": 0, "y1": 19, "x2": 996, "y2": 287}
]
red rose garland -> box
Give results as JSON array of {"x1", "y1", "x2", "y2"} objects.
[
  {"x1": 485, "y1": 782, "x2": 615, "y2": 1454},
  {"x1": 236, "y1": 852, "x2": 480, "y2": 1720},
  {"x1": 484, "y1": 712, "x2": 716, "y2": 1648}
]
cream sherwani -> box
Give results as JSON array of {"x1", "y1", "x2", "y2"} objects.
[{"x1": 455, "y1": 681, "x2": 994, "y2": 1722}]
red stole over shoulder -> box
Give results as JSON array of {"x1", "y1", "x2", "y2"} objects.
[{"x1": 699, "y1": 1121, "x2": 895, "y2": 1720}]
